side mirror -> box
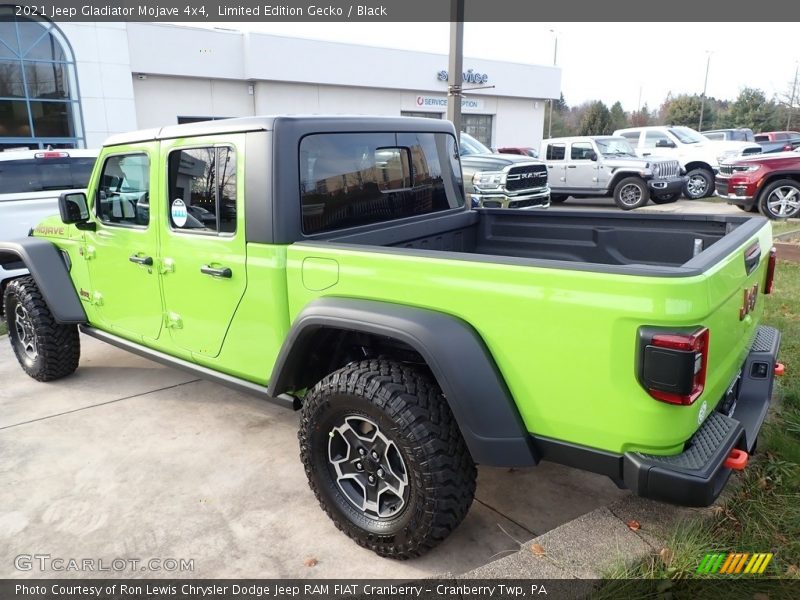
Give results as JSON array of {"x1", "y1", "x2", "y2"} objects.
[
  {"x1": 588, "y1": 151, "x2": 598, "y2": 161},
  {"x1": 655, "y1": 139, "x2": 675, "y2": 148},
  {"x1": 59, "y1": 191, "x2": 90, "y2": 224}
]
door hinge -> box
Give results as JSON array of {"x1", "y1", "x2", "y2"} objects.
[
  {"x1": 79, "y1": 245, "x2": 96, "y2": 260},
  {"x1": 160, "y1": 258, "x2": 175, "y2": 274},
  {"x1": 91, "y1": 292, "x2": 103, "y2": 306},
  {"x1": 165, "y1": 312, "x2": 183, "y2": 329}
]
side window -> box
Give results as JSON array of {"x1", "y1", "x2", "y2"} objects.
[
  {"x1": 96, "y1": 153, "x2": 150, "y2": 227},
  {"x1": 570, "y1": 142, "x2": 594, "y2": 160},
  {"x1": 620, "y1": 131, "x2": 640, "y2": 145},
  {"x1": 546, "y1": 143, "x2": 565, "y2": 160},
  {"x1": 299, "y1": 132, "x2": 464, "y2": 235},
  {"x1": 644, "y1": 131, "x2": 671, "y2": 148},
  {"x1": 167, "y1": 146, "x2": 237, "y2": 234},
  {"x1": 704, "y1": 132, "x2": 724, "y2": 141}
]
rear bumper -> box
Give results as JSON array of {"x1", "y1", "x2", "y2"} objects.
[
  {"x1": 532, "y1": 325, "x2": 781, "y2": 507},
  {"x1": 623, "y1": 325, "x2": 781, "y2": 506}
]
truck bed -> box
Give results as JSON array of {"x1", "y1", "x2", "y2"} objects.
[{"x1": 316, "y1": 208, "x2": 764, "y2": 276}]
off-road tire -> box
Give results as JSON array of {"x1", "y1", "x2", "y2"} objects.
[
  {"x1": 757, "y1": 179, "x2": 800, "y2": 219},
  {"x1": 683, "y1": 168, "x2": 714, "y2": 199},
  {"x1": 550, "y1": 194, "x2": 568, "y2": 203},
  {"x1": 3, "y1": 276, "x2": 80, "y2": 381},
  {"x1": 651, "y1": 192, "x2": 680, "y2": 204},
  {"x1": 613, "y1": 177, "x2": 650, "y2": 210},
  {"x1": 298, "y1": 359, "x2": 476, "y2": 559}
]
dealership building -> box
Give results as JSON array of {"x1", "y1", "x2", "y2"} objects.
[{"x1": 0, "y1": 17, "x2": 561, "y2": 151}]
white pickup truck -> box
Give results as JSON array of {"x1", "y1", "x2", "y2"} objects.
[
  {"x1": 613, "y1": 126, "x2": 762, "y2": 199},
  {"x1": 0, "y1": 149, "x2": 97, "y2": 286}
]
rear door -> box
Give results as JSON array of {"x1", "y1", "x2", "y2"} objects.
[
  {"x1": 544, "y1": 142, "x2": 567, "y2": 188},
  {"x1": 567, "y1": 141, "x2": 599, "y2": 190},
  {"x1": 158, "y1": 137, "x2": 247, "y2": 358}
]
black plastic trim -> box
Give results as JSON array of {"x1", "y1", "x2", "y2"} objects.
[
  {"x1": 268, "y1": 297, "x2": 538, "y2": 467},
  {"x1": 244, "y1": 130, "x2": 273, "y2": 244},
  {"x1": 0, "y1": 238, "x2": 86, "y2": 324},
  {"x1": 80, "y1": 326, "x2": 297, "y2": 410}
]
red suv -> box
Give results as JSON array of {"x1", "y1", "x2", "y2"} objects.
[{"x1": 716, "y1": 150, "x2": 800, "y2": 219}]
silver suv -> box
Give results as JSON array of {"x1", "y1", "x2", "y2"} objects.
[
  {"x1": 0, "y1": 149, "x2": 98, "y2": 285},
  {"x1": 540, "y1": 136, "x2": 685, "y2": 210}
]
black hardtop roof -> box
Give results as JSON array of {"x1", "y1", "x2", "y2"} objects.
[{"x1": 104, "y1": 115, "x2": 458, "y2": 146}]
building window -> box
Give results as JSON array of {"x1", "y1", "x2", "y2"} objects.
[
  {"x1": 0, "y1": 8, "x2": 83, "y2": 150},
  {"x1": 401, "y1": 111, "x2": 443, "y2": 119},
  {"x1": 462, "y1": 114, "x2": 493, "y2": 147}
]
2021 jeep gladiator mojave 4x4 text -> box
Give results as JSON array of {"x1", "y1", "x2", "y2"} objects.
[
  {"x1": 540, "y1": 136, "x2": 685, "y2": 210},
  {"x1": 0, "y1": 116, "x2": 783, "y2": 559}
]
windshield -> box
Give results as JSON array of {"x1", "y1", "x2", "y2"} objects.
[
  {"x1": 594, "y1": 137, "x2": 636, "y2": 156},
  {"x1": 459, "y1": 132, "x2": 491, "y2": 156},
  {"x1": 667, "y1": 126, "x2": 706, "y2": 144}
]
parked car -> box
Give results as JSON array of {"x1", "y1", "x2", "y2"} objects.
[
  {"x1": 753, "y1": 131, "x2": 800, "y2": 154},
  {"x1": 0, "y1": 148, "x2": 98, "y2": 285},
  {"x1": 614, "y1": 126, "x2": 762, "y2": 199},
  {"x1": 702, "y1": 128, "x2": 755, "y2": 142},
  {"x1": 460, "y1": 132, "x2": 549, "y2": 209},
  {"x1": 540, "y1": 136, "x2": 685, "y2": 210},
  {"x1": 716, "y1": 149, "x2": 800, "y2": 219},
  {"x1": 0, "y1": 115, "x2": 782, "y2": 558},
  {"x1": 496, "y1": 146, "x2": 539, "y2": 158}
]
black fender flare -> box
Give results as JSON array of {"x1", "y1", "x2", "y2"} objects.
[
  {"x1": 268, "y1": 297, "x2": 537, "y2": 467},
  {"x1": 0, "y1": 238, "x2": 87, "y2": 324}
]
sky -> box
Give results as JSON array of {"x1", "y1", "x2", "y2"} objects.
[{"x1": 186, "y1": 21, "x2": 800, "y2": 112}]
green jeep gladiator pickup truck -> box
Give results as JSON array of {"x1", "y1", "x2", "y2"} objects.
[{"x1": 0, "y1": 116, "x2": 783, "y2": 559}]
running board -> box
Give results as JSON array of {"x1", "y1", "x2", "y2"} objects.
[{"x1": 79, "y1": 326, "x2": 298, "y2": 410}]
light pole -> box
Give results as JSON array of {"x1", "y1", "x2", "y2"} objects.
[
  {"x1": 787, "y1": 62, "x2": 799, "y2": 130},
  {"x1": 547, "y1": 29, "x2": 558, "y2": 139},
  {"x1": 446, "y1": 0, "x2": 465, "y2": 137},
  {"x1": 698, "y1": 51, "x2": 712, "y2": 131}
]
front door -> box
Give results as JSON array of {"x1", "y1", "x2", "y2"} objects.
[
  {"x1": 158, "y1": 138, "x2": 247, "y2": 358},
  {"x1": 85, "y1": 150, "x2": 162, "y2": 341}
]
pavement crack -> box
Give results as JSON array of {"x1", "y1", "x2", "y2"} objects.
[
  {"x1": 0, "y1": 379, "x2": 202, "y2": 431},
  {"x1": 473, "y1": 496, "x2": 537, "y2": 538}
]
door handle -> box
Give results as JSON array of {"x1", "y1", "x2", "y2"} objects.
[
  {"x1": 129, "y1": 255, "x2": 153, "y2": 266},
  {"x1": 642, "y1": 152, "x2": 652, "y2": 156},
  {"x1": 567, "y1": 165, "x2": 577, "y2": 168},
  {"x1": 201, "y1": 265, "x2": 232, "y2": 278}
]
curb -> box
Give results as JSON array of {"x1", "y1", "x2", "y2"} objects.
[{"x1": 456, "y1": 494, "x2": 712, "y2": 580}]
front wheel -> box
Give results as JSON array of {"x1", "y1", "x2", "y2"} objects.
[
  {"x1": 3, "y1": 276, "x2": 80, "y2": 381},
  {"x1": 651, "y1": 192, "x2": 680, "y2": 204},
  {"x1": 550, "y1": 194, "x2": 568, "y2": 203},
  {"x1": 757, "y1": 179, "x2": 800, "y2": 219},
  {"x1": 613, "y1": 177, "x2": 650, "y2": 210},
  {"x1": 683, "y1": 168, "x2": 714, "y2": 199},
  {"x1": 298, "y1": 359, "x2": 476, "y2": 559}
]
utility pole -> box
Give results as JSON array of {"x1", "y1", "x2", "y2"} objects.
[
  {"x1": 446, "y1": 0, "x2": 464, "y2": 138},
  {"x1": 547, "y1": 29, "x2": 558, "y2": 139},
  {"x1": 788, "y1": 63, "x2": 799, "y2": 130},
  {"x1": 698, "y1": 52, "x2": 711, "y2": 131}
]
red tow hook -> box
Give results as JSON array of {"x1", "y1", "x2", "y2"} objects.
[
  {"x1": 775, "y1": 363, "x2": 786, "y2": 377},
  {"x1": 724, "y1": 448, "x2": 749, "y2": 471}
]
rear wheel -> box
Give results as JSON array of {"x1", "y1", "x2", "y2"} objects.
[
  {"x1": 683, "y1": 168, "x2": 714, "y2": 199},
  {"x1": 3, "y1": 276, "x2": 80, "y2": 381},
  {"x1": 757, "y1": 179, "x2": 800, "y2": 219},
  {"x1": 613, "y1": 177, "x2": 650, "y2": 210},
  {"x1": 651, "y1": 192, "x2": 680, "y2": 204},
  {"x1": 298, "y1": 359, "x2": 476, "y2": 559}
]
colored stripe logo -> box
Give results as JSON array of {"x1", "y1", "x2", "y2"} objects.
[{"x1": 696, "y1": 553, "x2": 773, "y2": 574}]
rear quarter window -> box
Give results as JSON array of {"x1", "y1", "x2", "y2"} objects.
[{"x1": 299, "y1": 132, "x2": 464, "y2": 235}]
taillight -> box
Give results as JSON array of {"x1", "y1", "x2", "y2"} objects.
[
  {"x1": 765, "y1": 246, "x2": 777, "y2": 294},
  {"x1": 639, "y1": 327, "x2": 709, "y2": 405},
  {"x1": 34, "y1": 151, "x2": 68, "y2": 159}
]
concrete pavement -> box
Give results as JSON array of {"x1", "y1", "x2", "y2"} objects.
[{"x1": 0, "y1": 336, "x2": 627, "y2": 579}]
